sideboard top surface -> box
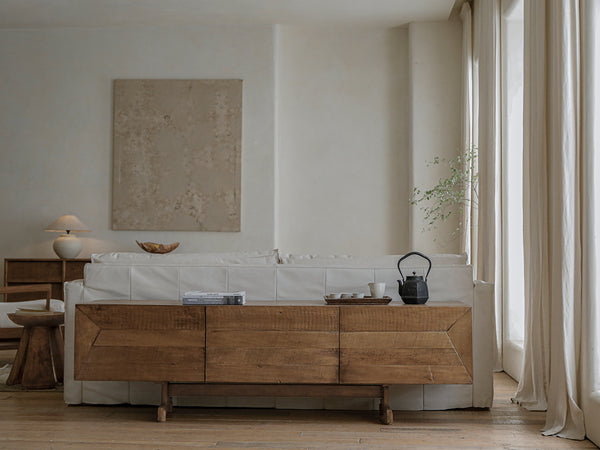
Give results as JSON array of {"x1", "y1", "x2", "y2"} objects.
[{"x1": 78, "y1": 299, "x2": 470, "y2": 308}]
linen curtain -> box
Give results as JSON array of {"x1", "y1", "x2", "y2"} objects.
[
  {"x1": 513, "y1": 0, "x2": 600, "y2": 440},
  {"x1": 462, "y1": 0, "x2": 503, "y2": 370}
]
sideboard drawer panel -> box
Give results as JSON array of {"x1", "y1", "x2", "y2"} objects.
[
  {"x1": 340, "y1": 305, "x2": 469, "y2": 332},
  {"x1": 340, "y1": 305, "x2": 472, "y2": 385},
  {"x1": 76, "y1": 346, "x2": 203, "y2": 381},
  {"x1": 206, "y1": 305, "x2": 339, "y2": 331},
  {"x1": 206, "y1": 306, "x2": 339, "y2": 384},
  {"x1": 75, "y1": 305, "x2": 205, "y2": 382}
]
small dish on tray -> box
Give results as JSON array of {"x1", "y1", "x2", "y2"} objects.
[{"x1": 323, "y1": 295, "x2": 392, "y2": 305}]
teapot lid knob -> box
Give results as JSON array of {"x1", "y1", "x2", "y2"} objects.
[{"x1": 412, "y1": 271, "x2": 416, "y2": 275}]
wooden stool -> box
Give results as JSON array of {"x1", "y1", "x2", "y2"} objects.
[{"x1": 6, "y1": 311, "x2": 64, "y2": 389}]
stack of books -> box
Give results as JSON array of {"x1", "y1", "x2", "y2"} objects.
[{"x1": 182, "y1": 291, "x2": 246, "y2": 305}]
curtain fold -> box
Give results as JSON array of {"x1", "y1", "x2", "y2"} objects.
[
  {"x1": 459, "y1": 2, "x2": 476, "y2": 267},
  {"x1": 580, "y1": 0, "x2": 600, "y2": 444},
  {"x1": 513, "y1": 0, "x2": 591, "y2": 440},
  {"x1": 470, "y1": 0, "x2": 503, "y2": 371}
]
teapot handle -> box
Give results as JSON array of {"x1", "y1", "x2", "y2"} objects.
[{"x1": 397, "y1": 251, "x2": 432, "y2": 282}]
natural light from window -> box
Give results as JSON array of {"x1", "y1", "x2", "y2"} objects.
[{"x1": 501, "y1": 0, "x2": 525, "y2": 379}]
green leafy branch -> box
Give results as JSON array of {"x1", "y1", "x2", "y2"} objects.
[{"x1": 409, "y1": 147, "x2": 479, "y2": 237}]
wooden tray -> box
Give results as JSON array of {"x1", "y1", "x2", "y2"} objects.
[{"x1": 324, "y1": 296, "x2": 392, "y2": 305}]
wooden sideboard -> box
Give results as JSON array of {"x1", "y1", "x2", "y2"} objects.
[
  {"x1": 74, "y1": 301, "x2": 472, "y2": 423},
  {"x1": 4, "y1": 258, "x2": 89, "y2": 301}
]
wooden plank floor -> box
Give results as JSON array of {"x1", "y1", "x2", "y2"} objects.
[{"x1": 0, "y1": 366, "x2": 597, "y2": 448}]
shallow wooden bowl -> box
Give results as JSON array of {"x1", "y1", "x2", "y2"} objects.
[{"x1": 136, "y1": 241, "x2": 180, "y2": 254}]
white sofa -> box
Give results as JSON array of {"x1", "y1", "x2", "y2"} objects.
[{"x1": 64, "y1": 250, "x2": 494, "y2": 411}]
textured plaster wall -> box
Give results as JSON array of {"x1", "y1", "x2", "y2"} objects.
[
  {"x1": 276, "y1": 26, "x2": 410, "y2": 255},
  {"x1": 0, "y1": 25, "x2": 276, "y2": 264},
  {"x1": 112, "y1": 79, "x2": 243, "y2": 231}
]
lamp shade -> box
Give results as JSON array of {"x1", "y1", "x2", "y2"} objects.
[
  {"x1": 45, "y1": 215, "x2": 90, "y2": 233},
  {"x1": 45, "y1": 215, "x2": 90, "y2": 259}
]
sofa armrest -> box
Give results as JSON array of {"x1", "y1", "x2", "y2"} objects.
[
  {"x1": 64, "y1": 279, "x2": 84, "y2": 404},
  {"x1": 472, "y1": 280, "x2": 495, "y2": 407}
]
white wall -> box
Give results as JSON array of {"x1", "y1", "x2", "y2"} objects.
[
  {"x1": 408, "y1": 20, "x2": 462, "y2": 254},
  {"x1": 0, "y1": 20, "x2": 462, "y2": 273},
  {"x1": 0, "y1": 25, "x2": 276, "y2": 262},
  {"x1": 276, "y1": 26, "x2": 410, "y2": 255}
]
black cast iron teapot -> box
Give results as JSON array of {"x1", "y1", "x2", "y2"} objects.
[{"x1": 397, "y1": 251, "x2": 432, "y2": 304}]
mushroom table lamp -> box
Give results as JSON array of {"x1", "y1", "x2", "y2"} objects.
[{"x1": 45, "y1": 215, "x2": 90, "y2": 259}]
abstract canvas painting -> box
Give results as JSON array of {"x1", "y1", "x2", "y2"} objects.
[{"x1": 112, "y1": 79, "x2": 242, "y2": 231}]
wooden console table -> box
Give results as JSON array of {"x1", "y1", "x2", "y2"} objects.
[
  {"x1": 4, "y1": 258, "x2": 89, "y2": 301},
  {"x1": 74, "y1": 301, "x2": 472, "y2": 424}
]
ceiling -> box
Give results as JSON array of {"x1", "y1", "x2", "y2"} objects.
[{"x1": 0, "y1": 0, "x2": 456, "y2": 29}]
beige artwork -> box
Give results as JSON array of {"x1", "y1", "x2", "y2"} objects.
[{"x1": 112, "y1": 79, "x2": 242, "y2": 231}]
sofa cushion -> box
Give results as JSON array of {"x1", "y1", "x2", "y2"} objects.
[
  {"x1": 276, "y1": 267, "x2": 326, "y2": 301},
  {"x1": 180, "y1": 267, "x2": 228, "y2": 294},
  {"x1": 131, "y1": 266, "x2": 179, "y2": 301},
  {"x1": 91, "y1": 250, "x2": 280, "y2": 265},
  {"x1": 84, "y1": 265, "x2": 131, "y2": 301},
  {"x1": 228, "y1": 267, "x2": 277, "y2": 301}
]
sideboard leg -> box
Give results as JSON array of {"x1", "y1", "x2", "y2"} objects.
[
  {"x1": 157, "y1": 382, "x2": 169, "y2": 422},
  {"x1": 379, "y1": 385, "x2": 393, "y2": 425},
  {"x1": 157, "y1": 406, "x2": 167, "y2": 423}
]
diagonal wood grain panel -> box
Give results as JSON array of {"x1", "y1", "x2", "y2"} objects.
[
  {"x1": 74, "y1": 305, "x2": 205, "y2": 382},
  {"x1": 340, "y1": 305, "x2": 472, "y2": 385},
  {"x1": 76, "y1": 346, "x2": 205, "y2": 381},
  {"x1": 75, "y1": 304, "x2": 205, "y2": 330},
  {"x1": 74, "y1": 308, "x2": 101, "y2": 381},
  {"x1": 447, "y1": 309, "x2": 473, "y2": 377},
  {"x1": 340, "y1": 305, "x2": 470, "y2": 332}
]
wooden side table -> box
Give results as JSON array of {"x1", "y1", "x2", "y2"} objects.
[{"x1": 6, "y1": 311, "x2": 64, "y2": 389}]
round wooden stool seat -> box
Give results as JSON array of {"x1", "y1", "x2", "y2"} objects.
[{"x1": 6, "y1": 311, "x2": 64, "y2": 389}]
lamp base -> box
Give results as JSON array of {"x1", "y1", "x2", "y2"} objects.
[{"x1": 53, "y1": 234, "x2": 82, "y2": 259}]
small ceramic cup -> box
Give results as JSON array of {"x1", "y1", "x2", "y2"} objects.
[
  {"x1": 352, "y1": 293, "x2": 365, "y2": 298},
  {"x1": 341, "y1": 293, "x2": 353, "y2": 299},
  {"x1": 368, "y1": 282, "x2": 386, "y2": 298},
  {"x1": 328, "y1": 293, "x2": 342, "y2": 299}
]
